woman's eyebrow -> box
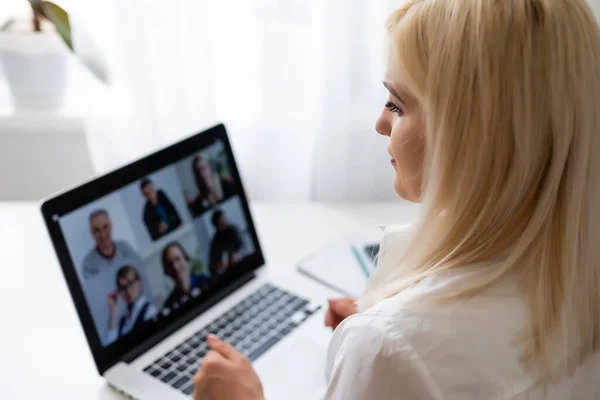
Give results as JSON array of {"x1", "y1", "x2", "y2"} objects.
[{"x1": 382, "y1": 81, "x2": 406, "y2": 104}]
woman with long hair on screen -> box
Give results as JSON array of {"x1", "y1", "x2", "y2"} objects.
[
  {"x1": 192, "y1": 155, "x2": 222, "y2": 207},
  {"x1": 161, "y1": 242, "x2": 210, "y2": 309},
  {"x1": 192, "y1": 0, "x2": 600, "y2": 398}
]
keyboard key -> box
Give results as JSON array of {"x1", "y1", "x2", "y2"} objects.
[
  {"x1": 305, "y1": 305, "x2": 322, "y2": 316},
  {"x1": 241, "y1": 299, "x2": 252, "y2": 308},
  {"x1": 239, "y1": 338, "x2": 254, "y2": 349},
  {"x1": 161, "y1": 371, "x2": 177, "y2": 383},
  {"x1": 176, "y1": 364, "x2": 187, "y2": 372},
  {"x1": 249, "y1": 292, "x2": 261, "y2": 301},
  {"x1": 186, "y1": 336, "x2": 199, "y2": 344},
  {"x1": 247, "y1": 336, "x2": 279, "y2": 362},
  {"x1": 250, "y1": 332, "x2": 262, "y2": 342},
  {"x1": 159, "y1": 360, "x2": 172, "y2": 370},
  {"x1": 197, "y1": 343, "x2": 208, "y2": 353},
  {"x1": 197, "y1": 346, "x2": 208, "y2": 358},
  {"x1": 233, "y1": 305, "x2": 246, "y2": 315},
  {"x1": 149, "y1": 369, "x2": 161, "y2": 377},
  {"x1": 182, "y1": 383, "x2": 195, "y2": 395},
  {"x1": 291, "y1": 301, "x2": 307, "y2": 312},
  {"x1": 258, "y1": 325, "x2": 272, "y2": 336},
  {"x1": 187, "y1": 364, "x2": 199, "y2": 374},
  {"x1": 280, "y1": 325, "x2": 293, "y2": 335},
  {"x1": 185, "y1": 357, "x2": 198, "y2": 365},
  {"x1": 283, "y1": 308, "x2": 296, "y2": 317},
  {"x1": 180, "y1": 347, "x2": 191, "y2": 356},
  {"x1": 225, "y1": 311, "x2": 236, "y2": 321},
  {"x1": 195, "y1": 330, "x2": 208, "y2": 339},
  {"x1": 172, "y1": 376, "x2": 190, "y2": 389}
]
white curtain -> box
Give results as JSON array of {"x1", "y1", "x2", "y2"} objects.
[{"x1": 74, "y1": 0, "x2": 403, "y2": 201}]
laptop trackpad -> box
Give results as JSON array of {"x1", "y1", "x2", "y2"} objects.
[{"x1": 261, "y1": 340, "x2": 328, "y2": 400}]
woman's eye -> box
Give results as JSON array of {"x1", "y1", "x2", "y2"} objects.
[{"x1": 385, "y1": 101, "x2": 403, "y2": 115}]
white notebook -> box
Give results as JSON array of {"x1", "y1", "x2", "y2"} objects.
[{"x1": 297, "y1": 236, "x2": 380, "y2": 297}]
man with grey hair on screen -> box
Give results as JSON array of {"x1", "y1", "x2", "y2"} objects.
[{"x1": 81, "y1": 209, "x2": 142, "y2": 280}]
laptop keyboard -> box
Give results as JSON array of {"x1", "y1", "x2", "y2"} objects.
[{"x1": 143, "y1": 283, "x2": 321, "y2": 396}]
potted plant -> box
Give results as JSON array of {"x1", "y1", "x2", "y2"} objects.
[{"x1": 0, "y1": 0, "x2": 109, "y2": 109}]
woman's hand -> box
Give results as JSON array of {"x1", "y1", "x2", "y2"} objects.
[
  {"x1": 159, "y1": 221, "x2": 168, "y2": 234},
  {"x1": 324, "y1": 297, "x2": 357, "y2": 330},
  {"x1": 107, "y1": 290, "x2": 119, "y2": 330},
  {"x1": 193, "y1": 334, "x2": 264, "y2": 400}
]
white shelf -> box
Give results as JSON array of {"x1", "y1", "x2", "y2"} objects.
[{"x1": 0, "y1": 81, "x2": 95, "y2": 201}]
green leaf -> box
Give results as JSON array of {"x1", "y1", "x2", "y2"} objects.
[
  {"x1": 27, "y1": 0, "x2": 44, "y2": 15},
  {"x1": 40, "y1": 1, "x2": 73, "y2": 51}
]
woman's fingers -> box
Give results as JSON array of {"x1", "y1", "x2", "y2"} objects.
[
  {"x1": 207, "y1": 334, "x2": 241, "y2": 360},
  {"x1": 328, "y1": 298, "x2": 357, "y2": 319},
  {"x1": 194, "y1": 350, "x2": 228, "y2": 386},
  {"x1": 324, "y1": 298, "x2": 358, "y2": 330},
  {"x1": 324, "y1": 308, "x2": 333, "y2": 327}
]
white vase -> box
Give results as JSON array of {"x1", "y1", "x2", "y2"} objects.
[{"x1": 0, "y1": 24, "x2": 70, "y2": 109}]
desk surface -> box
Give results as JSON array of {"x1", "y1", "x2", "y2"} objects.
[{"x1": 0, "y1": 201, "x2": 418, "y2": 399}]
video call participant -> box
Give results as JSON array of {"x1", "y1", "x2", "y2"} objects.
[
  {"x1": 107, "y1": 265, "x2": 158, "y2": 344},
  {"x1": 161, "y1": 242, "x2": 210, "y2": 309},
  {"x1": 187, "y1": 156, "x2": 236, "y2": 215},
  {"x1": 209, "y1": 210, "x2": 243, "y2": 276},
  {"x1": 81, "y1": 209, "x2": 143, "y2": 280},
  {"x1": 140, "y1": 178, "x2": 182, "y2": 240}
]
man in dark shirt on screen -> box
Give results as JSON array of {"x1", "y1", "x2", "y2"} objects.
[
  {"x1": 209, "y1": 210, "x2": 243, "y2": 276},
  {"x1": 140, "y1": 178, "x2": 182, "y2": 240}
]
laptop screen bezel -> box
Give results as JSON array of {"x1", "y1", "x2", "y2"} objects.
[{"x1": 41, "y1": 124, "x2": 265, "y2": 375}]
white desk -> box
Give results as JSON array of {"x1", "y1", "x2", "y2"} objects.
[{"x1": 0, "y1": 201, "x2": 419, "y2": 399}]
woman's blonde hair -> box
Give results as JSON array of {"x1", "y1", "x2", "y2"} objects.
[{"x1": 360, "y1": 0, "x2": 600, "y2": 381}]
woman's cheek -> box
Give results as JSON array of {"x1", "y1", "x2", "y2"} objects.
[{"x1": 390, "y1": 117, "x2": 425, "y2": 201}]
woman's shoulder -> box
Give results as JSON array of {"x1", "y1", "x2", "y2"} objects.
[
  {"x1": 326, "y1": 311, "x2": 444, "y2": 399},
  {"x1": 328, "y1": 285, "x2": 532, "y2": 398}
]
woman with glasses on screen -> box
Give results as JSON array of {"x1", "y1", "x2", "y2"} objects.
[
  {"x1": 106, "y1": 265, "x2": 158, "y2": 344},
  {"x1": 191, "y1": 0, "x2": 600, "y2": 398}
]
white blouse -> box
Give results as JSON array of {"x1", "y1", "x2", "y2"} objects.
[{"x1": 325, "y1": 226, "x2": 600, "y2": 399}]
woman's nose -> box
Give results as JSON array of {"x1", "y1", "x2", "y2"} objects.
[{"x1": 375, "y1": 112, "x2": 392, "y2": 137}]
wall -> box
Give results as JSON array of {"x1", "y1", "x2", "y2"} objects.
[{"x1": 2, "y1": 0, "x2": 600, "y2": 201}]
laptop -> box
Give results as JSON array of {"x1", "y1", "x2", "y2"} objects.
[{"x1": 41, "y1": 123, "x2": 339, "y2": 399}]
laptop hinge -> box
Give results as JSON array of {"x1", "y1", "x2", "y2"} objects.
[{"x1": 120, "y1": 270, "x2": 256, "y2": 364}]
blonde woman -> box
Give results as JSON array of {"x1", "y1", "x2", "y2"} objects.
[{"x1": 192, "y1": 0, "x2": 600, "y2": 398}]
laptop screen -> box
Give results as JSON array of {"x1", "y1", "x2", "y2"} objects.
[{"x1": 42, "y1": 125, "x2": 264, "y2": 371}]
